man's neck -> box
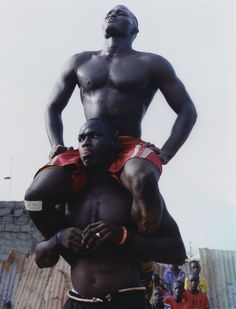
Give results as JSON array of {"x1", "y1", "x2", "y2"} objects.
[
  {"x1": 189, "y1": 289, "x2": 199, "y2": 295},
  {"x1": 86, "y1": 168, "x2": 111, "y2": 186},
  {"x1": 102, "y1": 37, "x2": 133, "y2": 57}
]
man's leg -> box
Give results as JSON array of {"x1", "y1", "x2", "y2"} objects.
[
  {"x1": 24, "y1": 167, "x2": 72, "y2": 238},
  {"x1": 120, "y1": 158, "x2": 162, "y2": 235}
]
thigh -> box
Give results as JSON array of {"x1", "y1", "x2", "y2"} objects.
[
  {"x1": 120, "y1": 158, "x2": 161, "y2": 191},
  {"x1": 25, "y1": 167, "x2": 72, "y2": 202}
]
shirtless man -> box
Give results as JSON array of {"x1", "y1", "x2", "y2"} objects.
[
  {"x1": 35, "y1": 118, "x2": 186, "y2": 309},
  {"x1": 25, "y1": 5, "x2": 197, "y2": 235}
]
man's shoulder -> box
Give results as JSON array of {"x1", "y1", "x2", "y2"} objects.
[
  {"x1": 136, "y1": 50, "x2": 169, "y2": 62},
  {"x1": 135, "y1": 51, "x2": 175, "y2": 77},
  {"x1": 63, "y1": 51, "x2": 100, "y2": 70},
  {"x1": 185, "y1": 290, "x2": 207, "y2": 299},
  {"x1": 66, "y1": 51, "x2": 101, "y2": 67},
  {"x1": 135, "y1": 50, "x2": 166, "y2": 63}
]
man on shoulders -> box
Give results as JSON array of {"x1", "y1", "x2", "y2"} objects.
[{"x1": 25, "y1": 5, "x2": 197, "y2": 236}]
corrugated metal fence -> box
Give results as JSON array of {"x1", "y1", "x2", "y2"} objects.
[
  {"x1": 0, "y1": 249, "x2": 235, "y2": 308},
  {"x1": 200, "y1": 248, "x2": 236, "y2": 309}
]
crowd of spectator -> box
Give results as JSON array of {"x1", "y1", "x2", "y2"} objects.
[{"x1": 151, "y1": 259, "x2": 210, "y2": 309}]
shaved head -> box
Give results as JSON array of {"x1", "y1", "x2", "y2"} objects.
[{"x1": 115, "y1": 5, "x2": 139, "y2": 33}]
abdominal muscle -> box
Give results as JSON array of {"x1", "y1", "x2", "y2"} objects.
[
  {"x1": 82, "y1": 89, "x2": 148, "y2": 137},
  {"x1": 70, "y1": 247, "x2": 142, "y2": 297}
]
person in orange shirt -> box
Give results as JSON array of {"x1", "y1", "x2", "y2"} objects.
[{"x1": 184, "y1": 273, "x2": 209, "y2": 309}]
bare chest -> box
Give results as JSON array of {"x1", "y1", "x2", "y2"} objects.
[
  {"x1": 67, "y1": 183, "x2": 132, "y2": 229},
  {"x1": 76, "y1": 55, "x2": 150, "y2": 91}
]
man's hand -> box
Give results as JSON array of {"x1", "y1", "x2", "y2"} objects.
[
  {"x1": 140, "y1": 141, "x2": 170, "y2": 165},
  {"x1": 82, "y1": 221, "x2": 123, "y2": 250},
  {"x1": 49, "y1": 145, "x2": 74, "y2": 159},
  {"x1": 60, "y1": 227, "x2": 85, "y2": 253},
  {"x1": 140, "y1": 141, "x2": 161, "y2": 155}
]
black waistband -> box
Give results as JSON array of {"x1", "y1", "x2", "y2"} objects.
[{"x1": 67, "y1": 287, "x2": 146, "y2": 304}]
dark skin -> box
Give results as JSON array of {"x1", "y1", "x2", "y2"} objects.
[
  {"x1": 38, "y1": 5, "x2": 197, "y2": 235},
  {"x1": 190, "y1": 261, "x2": 201, "y2": 274},
  {"x1": 152, "y1": 288, "x2": 164, "y2": 309},
  {"x1": 172, "y1": 281, "x2": 184, "y2": 302},
  {"x1": 188, "y1": 273, "x2": 200, "y2": 294},
  {"x1": 35, "y1": 120, "x2": 186, "y2": 297}
]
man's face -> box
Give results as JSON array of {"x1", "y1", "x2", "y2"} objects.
[
  {"x1": 103, "y1": 5, "x2": 136, "y2": 39},
  {"x1": 172, "y1": 282, "x2": 184, "y2": 301},
  {"x1": 188, "y1": 274, "x2": 199, "y2": 292},
  {"x1": 190, "y1": 262, "x2": 201, "y2": 274},
  {"x1": 78, "y1": 120, "x2": 117, "y2": 168}
]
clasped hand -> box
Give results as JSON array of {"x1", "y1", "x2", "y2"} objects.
[{"x1": 60, "y1": 221, "x2": 123, "y2": 252}]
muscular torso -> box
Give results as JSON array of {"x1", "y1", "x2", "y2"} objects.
[
  {"x1": 64, "y1": 178, "x2": 141, "y2": 296},
  {"x1": 76, "y1": 51, "x2": 157, "y2": 136}
]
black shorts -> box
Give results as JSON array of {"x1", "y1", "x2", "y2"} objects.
[{"x1": 63, "y1": 290, "x2": 151, "y2": 309}]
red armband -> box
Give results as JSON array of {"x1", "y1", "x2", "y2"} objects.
[{"x1": 118, "y1": 226, "x2": 128, "y2": 245}]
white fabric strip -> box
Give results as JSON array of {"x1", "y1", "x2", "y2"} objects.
[
  {"x1": 139, "y1": 148, "x2": 152, "y2": 158},
  {"x1": 130, "y1": 144, "x2": 142, "y2": 158},
  {"x1": 118, "y1": 287, "x2": 146, "y2": 292},
  {"x1": 24, "y1": 200, "x2": 43, "y2": 211}
]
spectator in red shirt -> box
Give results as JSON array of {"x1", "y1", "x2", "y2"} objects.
[
  {"x1": 184, "y1": 273, "x2": 209, "y2": 309},
  {"x1": 163, "y1": 280, "x2": 187, "y2": 309}
]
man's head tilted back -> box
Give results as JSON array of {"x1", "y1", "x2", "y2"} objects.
[{"x1": 103, "y1": 5, "x2": 139, "y2": 42}]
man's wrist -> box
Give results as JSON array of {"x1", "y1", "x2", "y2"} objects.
[{"x1": 159, "y1": 149, "x2": 173, "y2": 165}]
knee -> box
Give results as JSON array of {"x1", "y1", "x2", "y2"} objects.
[
  {"x1": 126, "y1": 164, "x2": 159, "y2": 198},
  {"x1": 24, "y1": 185, "x2": 43, "y2": 201}
]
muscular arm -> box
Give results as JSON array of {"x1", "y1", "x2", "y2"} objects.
[
  {"x1": 127, "y1": 203, "x2": 186, "y2": 264},
  {"x1": 151, "y1": 55, "x2": 197, "y2": 163},
  {"x1": 45, "y1": 54, "x2": 83, "y2": 150},
  {"x1": 35, "y1": 227, "x2": 88, "y2": 268},
  {"x1": 35, "y1": 236, "x2": 60, "y2": 268},
  {"x1": 126, "y1": 227, "x2": 185, "y2": 265},
  {"x1": 82, "y1": 201, "x2": 186, "y2": 265}
]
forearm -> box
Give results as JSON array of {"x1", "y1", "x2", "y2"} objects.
[
  {"x1": 161, "y1": 104, "x2": 197, "y2": 163},
  {"x1": 35, "y1": 237, "x2": 60, "y2": 268},
  {"x1": 126, "y1": 230, "x2": 186, "y2": 265},
  {"x1": 35, "y1": 233, "x2": 82, "y2": 268},
  {"x1": 45, "y1": 105, "x2": 64, "y2": 148}
]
